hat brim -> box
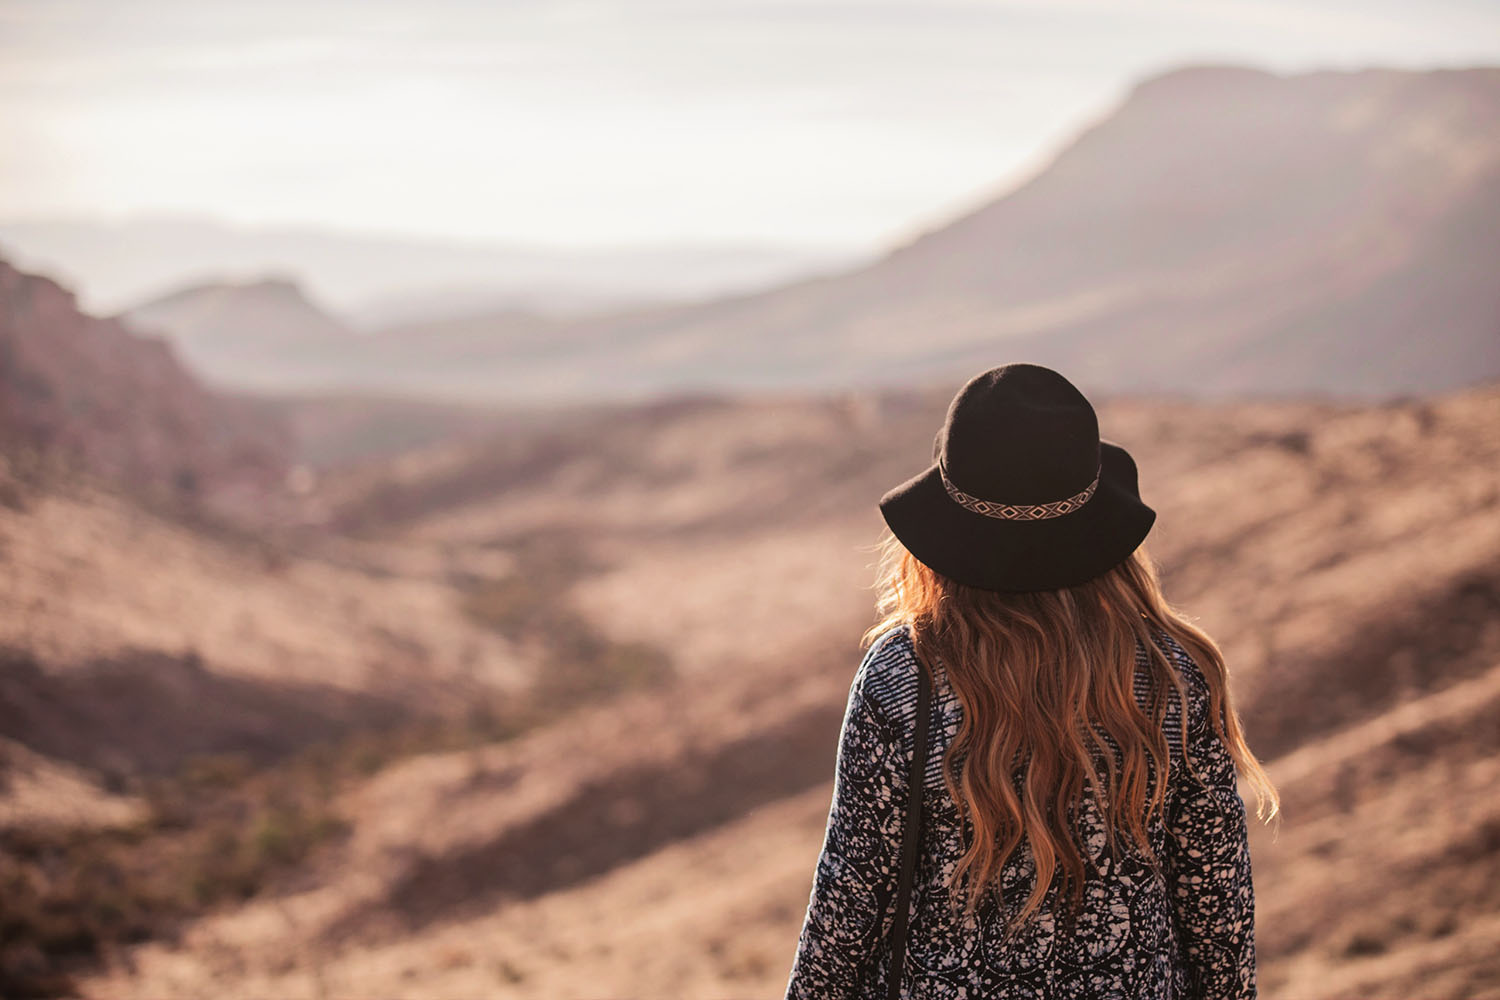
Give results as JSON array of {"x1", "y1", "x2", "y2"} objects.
[{"x1": 877, "y1": 440, "x2": 1156, "y2": 592}]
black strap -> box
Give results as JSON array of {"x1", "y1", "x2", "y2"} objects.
[{"x1": 885, "y1": 660, "x2": 934, "y2": 1000}]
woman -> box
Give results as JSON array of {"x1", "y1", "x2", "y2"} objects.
[{"x1": 783, "y1": 363, "x2": 1278, "y2": 1000}]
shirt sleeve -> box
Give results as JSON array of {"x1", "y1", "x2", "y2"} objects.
[
  {"x1": 1163, "y1": 686, "x2": 1258, "y2": 999},
  {"x1": 784, "y1": 654, "x2": 913, "y2": 1000}
]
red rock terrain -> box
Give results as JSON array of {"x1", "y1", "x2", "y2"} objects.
[
  {"x1": 17, "y1": 376, "x2": 1484, "y2": 1000},
  {"x1": 0, "y1": 258, "x2": 291, "y2": 520}
]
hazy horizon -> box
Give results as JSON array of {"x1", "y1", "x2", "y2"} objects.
[{"x1": 4, "y1": 0, "x2": 1499, "y2": 255}]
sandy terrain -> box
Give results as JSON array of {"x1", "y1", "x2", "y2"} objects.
[{"x1": 46, "y1": 380, "x2": 1499, "y2": 998}]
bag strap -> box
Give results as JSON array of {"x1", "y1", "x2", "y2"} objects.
[{"x1": 885, "y1": 659, "x2": 934, "y2": 1000}]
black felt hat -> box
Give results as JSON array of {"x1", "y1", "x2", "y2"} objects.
[{"x1": 878, "y1": 363, "x2": 1155, "y2": 592}]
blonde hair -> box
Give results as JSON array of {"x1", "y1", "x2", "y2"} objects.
[{"x1": 862, "y1": 527, "x2": 1278, "y2": 934}]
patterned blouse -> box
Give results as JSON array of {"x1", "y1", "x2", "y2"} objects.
[{"x1": 784, "y1": 623, "x2": 1256, "y2": 1000}]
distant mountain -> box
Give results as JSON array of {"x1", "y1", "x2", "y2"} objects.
[
  {"x1": 119, "y1": 274, "x2": 604, "y2": 397},
  {"x1": 340, "y1": 242, "x2": 857, "y2": 329},
  {"x1": 0, "y1": 215, "x2": 856, "y2": 323},
  {"x1": 0, "y1": 258, "x2": 290, "y2": 514},
  {"x1": 122, "y1": 276, "x2": 356, "y2": 392},
  {"x1": 62, "y1": 64, "x2": 1500, "y2": 404},
  {"x1": 542, "y1": 63, "x2": 1499, "y2": 400}
]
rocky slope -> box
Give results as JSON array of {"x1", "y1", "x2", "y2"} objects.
[
  {"x1": 64, "y1": 377, "x2": 1500, "y2": 999},
  {"x1": 0, "y1": 258, "x2": 291, "y2": 519},
  {"x1": 0, "y1": 466, "x2": 546, "y2": 996}
]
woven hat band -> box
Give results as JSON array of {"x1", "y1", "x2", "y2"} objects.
[{"x1": 938, "y1": 460, "x2": 1102, "y2": 521}]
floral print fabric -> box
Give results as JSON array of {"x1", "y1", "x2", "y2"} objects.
[{"x1": 784, "y1": 624, "x2": 1256, "y2": 999}]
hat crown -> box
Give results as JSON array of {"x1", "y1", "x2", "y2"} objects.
[{"x1": 936, "y1": 364, "x2": 1101, "y2": 506}]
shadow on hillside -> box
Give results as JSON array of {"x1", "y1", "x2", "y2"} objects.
[
  {"x1": 322, "y1": 391, "x2": 947, "y2": 545},
  {"x1": 323, "y1": 697, "x2": 845, "y2": 943},
  {"x1": 0, "y1": 647, "x2": 410, "y2": 779},
  {"x1": 322, "y1": 561, "x2": 1500, "y2": 946},
  {"x1": 327, "y1": 397, "x2": 727, "y2": 535},
  {"x1": 1245, "y1": 566, "x2": 1500, "y2": 760}
]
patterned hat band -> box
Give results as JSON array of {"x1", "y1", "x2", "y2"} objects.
[{"x1": 937, "y1": 460, "x2": 1102, "y2": 521}]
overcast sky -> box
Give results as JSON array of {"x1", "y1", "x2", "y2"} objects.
[{"x1": 2, "y1": 0, "x2": 1497, "y2": 251}]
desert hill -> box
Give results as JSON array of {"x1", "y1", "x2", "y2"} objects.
[
  {"x1": 101, "y1": 64, "x2": 1500, "y2": 403},
  {"x1": 117, "y1": 273, "x2": 660, "y2": 402},
  {"x1": 44, "y1": 374, "x2": 1498, "y2": 999},
  {"x1": 0, "y1": 256, "x2": 538, "y2": 799},
  {"x1": 544, "y1": 64, "x2": 1500, "y2": 401},
  {"x1": 0, "y1": 467, "x2": 571, "y2": 996},
  {"x1": 122, "y1": 277, "x2": 354, "y2": 393},
  {"x1": 0, "y1": 266, "x2": 541, "y2": 996},
  {"x1": 0, "y1": 258, "x2": 291, "y2": 520}
]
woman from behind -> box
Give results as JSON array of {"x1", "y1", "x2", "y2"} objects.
[{"x1": 784, "y1": 363, "x2": 1279, "y2": 1000}]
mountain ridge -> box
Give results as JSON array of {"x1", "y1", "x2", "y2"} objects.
[
  {"x1": 0, "y1": 257, "x2": 292, "y2": 518},
  {"x1": 97, "y1": 63, "x2": 1500, "y2": 403}
]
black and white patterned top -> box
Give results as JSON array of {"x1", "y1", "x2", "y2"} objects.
[{"x1": 784, "y1": 623, "x2": 1256, "y2": 1000}]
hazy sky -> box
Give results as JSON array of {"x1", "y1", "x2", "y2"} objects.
[{"x1": 3, "y1": 0, "x2": 1497, "y2": 251}]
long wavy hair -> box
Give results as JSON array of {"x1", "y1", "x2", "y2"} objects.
[{"x1": 862, "y1": 526, "x2": 1278, "y2": 934}]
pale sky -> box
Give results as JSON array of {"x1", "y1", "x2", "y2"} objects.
[{"x1": 2, "y1": 0, "x2": 1497, "y2": 252}]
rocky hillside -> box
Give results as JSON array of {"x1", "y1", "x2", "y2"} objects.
[
  {"x1": 0, "y1": 258, "x2": 291, "y2": 518},
  {"x1": 54, "y1": 376, "x2": 1500, "y2": 999},
  {"x1": 0, "y1": 451, "x2": 557, "y2": 998}
]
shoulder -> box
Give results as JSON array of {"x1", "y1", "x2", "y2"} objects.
[
  {"x1": 852, "y1": 623, "x2": 935, "y2": 733},
  {"x1": 1143, "y1": 626, "x2": 1214, "y2": 734}
]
